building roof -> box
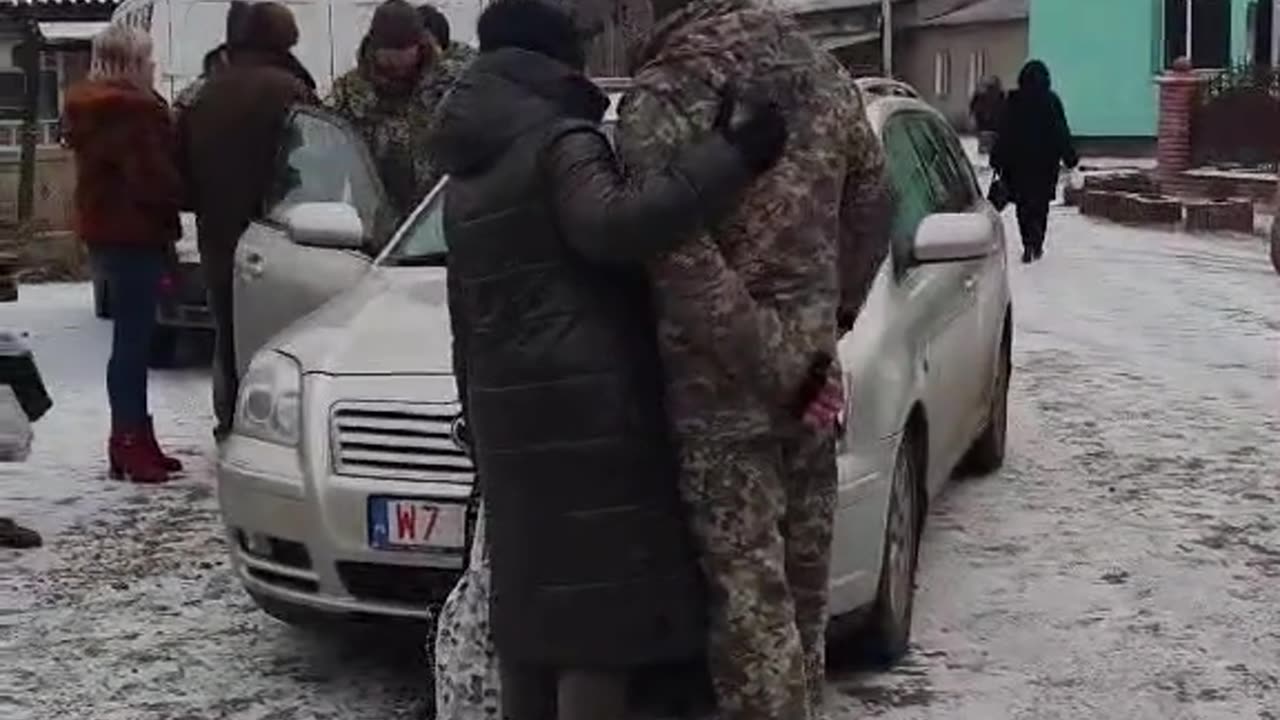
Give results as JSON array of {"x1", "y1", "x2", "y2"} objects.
[{"x1": 917, "y1": 0, "x2": 1027, "y2": 26}]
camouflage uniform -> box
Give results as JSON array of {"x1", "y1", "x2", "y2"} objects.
[
  {"x1": 328, "y1": 59, "x2": 446, "y2": 220},
  {"x1": 616, "y1": 0, "x2": 889, "y2": 717}
]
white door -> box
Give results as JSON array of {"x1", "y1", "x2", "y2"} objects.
[
  {"x1": 163, "y1": 0, "x2": 227, "y2": 101},
  {"x1": 917, "y1": 116, "x2": 999, "y2": 452},
  {"x1": 232, "y1": 106, "x2": 396, "y2": 375},
  {"x1": 330, "y1": 0, "x2": 383, "y2": 84},
  {"x1": 882, "y1": 112, "x2": 984, "y2": 488}
]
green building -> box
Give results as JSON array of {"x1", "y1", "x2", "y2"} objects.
[{"x1": 1030, "y1": 0, "x2": 1267, "y2": 140}]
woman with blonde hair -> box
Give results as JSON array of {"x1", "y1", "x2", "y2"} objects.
[{"x1": 64, "y1": 25, "x2": 185, "y2": 483}]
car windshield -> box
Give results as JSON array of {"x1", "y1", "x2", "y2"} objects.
[
  {"x1": 382, "y1": 181, "x2": 448, "y2": 266},
  {"x1": 381, "y1": 94, "x2": 625, "y2": 268}
]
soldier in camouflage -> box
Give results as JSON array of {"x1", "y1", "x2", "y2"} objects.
[
  {"x1": 616, "y1": 0, "x2": 890, "y2": 717},
  {"x1": 328, "y1": 0, "x2": 443, "y2": 221},
  {"x1": 418, "y1": 3, "x2": 478, "y2": 89}
]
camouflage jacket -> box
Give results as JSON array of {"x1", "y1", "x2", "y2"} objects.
[
  {"x1": 328, "y1": 62, "x2": 450, "y2": 219},
  {"x1": 617, "y1": 0, "x2": 889, "y2": 439},
  {"x1": 173, "y1": 77, "x2": 206, "y2": 114}
]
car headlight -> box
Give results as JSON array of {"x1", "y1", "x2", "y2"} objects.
[{"x1": 235, "y1": 351, "x2": 302, "y2": 446}]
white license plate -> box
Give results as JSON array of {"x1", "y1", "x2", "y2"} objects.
[{"x1": 368, "y1": 497, "x2": 466, "y2": 551}]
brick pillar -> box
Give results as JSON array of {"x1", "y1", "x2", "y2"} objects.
[{"x1": 1155, "y1": 58, "x2": 1206, "y2": 188}]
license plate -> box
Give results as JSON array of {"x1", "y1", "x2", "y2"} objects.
[{"x1": 368, "y1": 497, "x2": 466, "y2": 551}]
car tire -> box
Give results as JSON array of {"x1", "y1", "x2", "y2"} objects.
[
  {"x1": 1270, "y1": 221, "x2": 1280, "y2": 275},
  {"x1": 149, "y1": 327, "x2": 179, "y2": 368},
  {"x1": 858, "y1": 432, "x2": 922, "y2": 667},
  {"x1": 964, "y1": 332, "x2": 1011, "y2": 475},
  {"x1": 93, "y1": 278, "x2": 110, "y2": 319}
]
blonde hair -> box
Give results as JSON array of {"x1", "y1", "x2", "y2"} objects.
[{"x1": 90, "y1": 25, "x2": 153, "y2": 83}]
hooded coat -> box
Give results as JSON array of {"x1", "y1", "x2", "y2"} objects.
[
  {"x1": 178, "y1": 4, "x2": 317, "y2": 282},
  {"x1": 63, "y1": 80, "x2": 182, "y2": 249},
  {"x1": 992, "y1": 61, "x2": 1078, "y2": 205},
  {"x1": 433, "y1": 47, "x2": 755, "y2": 666}
]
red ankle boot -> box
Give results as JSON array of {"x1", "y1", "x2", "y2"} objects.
[
  {"x1": 109, "y1": 431, "x2": 171, "y2": 484},
  {"x1": 144, "y1": 417, "x2": 183, "y2": 473}
]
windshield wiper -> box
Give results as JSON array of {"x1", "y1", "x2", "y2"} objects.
[{"x1": 392, "y1": 252, "x2": 448, "y2": 267}]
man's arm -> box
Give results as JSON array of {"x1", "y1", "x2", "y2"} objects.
[
  {"x1": 616, "y1": 88, "x2": 803, "y2": 408},
  {"x1": 837, "y1": 107, "x2": 891, "y2": 333},
  {"x1": 544, "y1": 125, "x2": 753, "y2": 265}
]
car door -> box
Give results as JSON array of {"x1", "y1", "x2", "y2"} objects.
[
  {"x1": 232, "y1": 106, "x2": 396, "y2": 376},
  {"x1": 880, "y1": 112, "x2": 981, "y2": 488},
  {"x1": 917, "y1": 116, "x2": 998, "y2": 451}
]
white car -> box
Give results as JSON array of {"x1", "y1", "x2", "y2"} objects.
[{"x1": 216, "y1": 83, "x2": 1012, "y2": 663}]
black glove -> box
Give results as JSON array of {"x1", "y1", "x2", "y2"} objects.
[{"x1": 714, "y1": 86, "x2": 787, "y2": 174}]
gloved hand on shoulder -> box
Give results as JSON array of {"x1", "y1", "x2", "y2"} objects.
[{"x1": 714, "y1": 86, "x2": 788, "y2": 174}]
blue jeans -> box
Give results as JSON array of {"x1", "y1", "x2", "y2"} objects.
[{"x1": 91, "y1": 247, "x2": 164, "y2": 430}]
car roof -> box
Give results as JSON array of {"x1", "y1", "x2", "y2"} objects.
[{"x1": 855, "y1": 77, "x2": 921, "y2": 100}]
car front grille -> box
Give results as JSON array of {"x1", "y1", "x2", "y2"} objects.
[
  {"x1": 337, "y1": 561, "x2": 463, "y2": 605},
  {"x1": 330, "y1": 401, "x2": 473, "y2": 482}
]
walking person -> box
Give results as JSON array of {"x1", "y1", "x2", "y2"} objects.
[
  {"x1": 615, "y1": 0, "x2": 891, "y2": 717},
  {"x1": 64, "y1": 25, "x2": 185, "y2": 483},
  {"x1": 969, "y1": 75, "x2": 1005, "y2": 155},
  {"x1": 992, "y1": 60, "x2": 1078, "y2": 264},
  {"x1": 429, "y1": 1, "x2": 789, "y2": 717},
  {"x1": 330, "y1": 0, "x2": 442, "y2": 222},
  {"x1": 179, "y1": 1, "x2": 317, "y2": 439}
]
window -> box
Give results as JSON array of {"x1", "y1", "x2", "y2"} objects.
[
  {"x1": 268, "y1": 109, "x2": 397, "y2": 251},
  {"x1": 385, "y1": 181, "x2": 448, "y2": 266},
  {"x1": 1165, "y1": 0, "x2": 1231, "y2": 69},
  {"x1": 882, "y1": 113, "x2": 980, "y2": 268},
  {"x1": 968, "y1": 51, "x2": 987, "y2": 97},
  {"x1": 933, "y1": 51, "x2": 952, "y2": 97}
]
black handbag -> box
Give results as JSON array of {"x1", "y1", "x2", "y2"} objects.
[{"x1": 988, "y1": 176, "x2": 1012, "y2": 212}]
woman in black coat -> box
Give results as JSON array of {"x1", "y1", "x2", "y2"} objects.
[
  {"x1": 992, "y1": 60, "x2": 1079, "y2": 263},
  {"x1": 430, "y1": 0, "x2": 786, "y2": 717}
]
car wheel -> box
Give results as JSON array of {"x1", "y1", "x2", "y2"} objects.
[
  {"x1": 859, "y1": 433, "x2": 922, "y2": 667},
  {"x1": 149, "y1": 327, "x2": 179, "y2": 368},
  {"x1": 93, "y1": 278, "x2": 110, "y2": 319},
  {"x1": 1271, "y1": 221, "x2": 1280, "y2": 275},
  {"x1": 964, "y1": 333, "x2": 1011, "y2": 475}
]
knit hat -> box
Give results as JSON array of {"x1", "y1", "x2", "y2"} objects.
[
  {"x1": 367, "y1": 0, "x2": 426, "y2": 51},
  {"x1": 239, "y1": 2, "x2": 300, "y2": 53}
]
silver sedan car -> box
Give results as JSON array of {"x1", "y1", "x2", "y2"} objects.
[{"x1": 216, "y1": 82, "x2": 1011, "y2": 664}]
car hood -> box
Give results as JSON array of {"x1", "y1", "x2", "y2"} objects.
[{"x1": 273, "y1": 266, "x2": 454, "y2": 376}]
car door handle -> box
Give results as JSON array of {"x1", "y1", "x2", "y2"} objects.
[
  {"x1": 242, "y1": 252, "x2": 265, "y2": 278},
  {"x1": 963, "y1": 275, "x2": 978, "y2": 292}
]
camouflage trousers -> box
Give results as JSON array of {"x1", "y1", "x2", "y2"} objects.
[{"x1": 678, "y1": 431, "x2": 837, "y2": 720}]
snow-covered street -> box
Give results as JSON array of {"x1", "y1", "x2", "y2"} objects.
[{"x1": 3, "y1": 210, "x2": 1279, "y2": 719}]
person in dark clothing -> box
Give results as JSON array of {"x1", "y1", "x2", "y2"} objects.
[
  {"x1": 969, "y1": 75, "x2": 1004, "y2": 154},
  {"x1": 65, "y1": 26, "x2": 185, "y2": 483},
  {"x1": 992, "y1": 60, "x2": 1078, "y2": 263},
  {"x1": 179, "y1": 2, "x2": 317, "y2": 438},
  {"x1": 430, "y1": 0, "x2": 787, "y2": 718}
]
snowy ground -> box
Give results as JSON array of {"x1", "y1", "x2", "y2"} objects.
[{"x1": 3, "y1": 211, "x2": 1279, "y2": 719}]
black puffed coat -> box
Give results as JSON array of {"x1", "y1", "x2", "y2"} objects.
[
  {"x1": 432, "y1": 47, "x2": 752, "y2": 666},
  {"x1": 992, "y1": 61, "x2": 1079, "y2": 205}
]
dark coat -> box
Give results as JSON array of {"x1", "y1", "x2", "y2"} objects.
[
  {"x1": 178, "y1": 50, "x2": 316, "y2": 281},
  {"x1": 433, "y1": 48, "x2": 751, "y2": 667},
  {"x1": 992, "y1": 61, "x2": 1078, "y2": 205},
  {"x1": 63, "y1": 80, "x2": 182, "y2": 250}
]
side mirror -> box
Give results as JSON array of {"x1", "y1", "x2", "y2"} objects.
[
  {"x1": 912, "y1": 212, "x2": 996, "y2": 264},
  {"x1": 280, "y1": 202, "x2": 365, "y2": 250}
]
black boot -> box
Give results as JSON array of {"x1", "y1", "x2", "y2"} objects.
[
  {"x1": 0, "y1": 518, "x2": 42, "y2": 548},
  {"x1": 1021, "y1": 248, "x2": 1035, "y2": 264}
]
